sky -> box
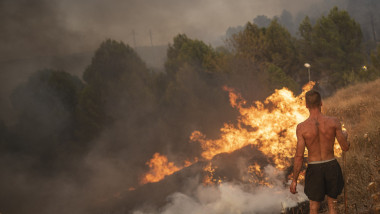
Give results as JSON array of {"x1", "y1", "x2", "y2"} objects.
[
  {"x1": 0, "y1": 0, "x2": 327, "y2": 63},
  {"x1": 59, "y1": 0, "x2": 324, "y2": 46},
  {"x1": 0, "y1": 0, "x2": 326, "y2": 123}
]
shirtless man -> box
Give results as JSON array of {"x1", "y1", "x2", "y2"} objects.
[{"x1": 290, "y1": 90, "x2": 350, "y2": 214}]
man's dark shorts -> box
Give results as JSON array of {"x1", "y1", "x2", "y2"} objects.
[{"x1": 304, "y1": 159, "x2": 344, "y2": 202}]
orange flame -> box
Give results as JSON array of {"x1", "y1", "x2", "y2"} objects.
[
  {"x1": 203, "y1": 162, "x2": 222, "y2": 185},
  {"x1": 288, "y1": 170, "x2": 306, "y2": 183},
  {"x1": 140, "y1": 153, "x2": 182, "y2": 184},
  {"x1": 191, "y1": 82, "x2": 316, "y2": 170},
  {"x1": 247, "y1": 163, "x2": 270, "y2": 186},
  {"x1": 140, "y1": 82, "x2": 343, "y2": 185},
  {"x1": 140, "y1": 153, "x2": 197, "y2": 184}
]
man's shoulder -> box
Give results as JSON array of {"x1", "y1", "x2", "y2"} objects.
[
  {"x1": 296, "y1": 121, "x2": 307, "y2": 130},
  {"x1": 323, "y1": 115, "x2": 340, "y2": 124}
]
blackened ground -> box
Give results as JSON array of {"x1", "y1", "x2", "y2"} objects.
[{"x1": 91, "y1": 144, "x2": 272, "y2": 213}]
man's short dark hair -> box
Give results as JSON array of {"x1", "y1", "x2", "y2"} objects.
[{"x1": 305, "y1": 90, "x2": 321, "y2": 108}]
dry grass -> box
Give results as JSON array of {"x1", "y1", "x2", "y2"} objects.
[{"x1": 323, "y1": 78, "x2": 380, "y2": 213}]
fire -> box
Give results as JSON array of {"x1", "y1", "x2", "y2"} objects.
[
  {"x1": 140, "y1": 153, "x2": 182, "y2": 184},
  {"x1": 140, "y1": 153, "x2": 198, "y2": 184},
  {"x1": 202, "y1": 162, "x2": 222, "y2": 185},
  {"x1": 191, "y1": 82, "x2": 315, "y2": 170},
  {"x1": 140, "y1": 82, "x2": 343, "y2": 185},
  {"x1": 334, "y1": 141, "x2": 342, "y2": 157},
  {"x1": 247, "y1": 163, "x2": 271, "y2": 186},
  {"x1": 288, "y1": 171, "x2": 306, "y2": 183},
  {"x1": 332, "y1": 124, "x2": 345, "y2": 157}
]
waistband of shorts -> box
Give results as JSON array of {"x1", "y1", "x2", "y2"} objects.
[{"x1": 308, "y1": 158, "x2": 336, "y2": 165}]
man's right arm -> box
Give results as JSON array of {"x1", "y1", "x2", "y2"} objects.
[
  {"x1": 334, "y1": 118, "x2": 350, "y2": 151},
  {"x1": 290, "y1": 124, "x2": 306, "y2": 194}
]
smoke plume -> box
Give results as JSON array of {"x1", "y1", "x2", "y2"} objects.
[
  {"x1": 1, "y1": 1, "x2": 375, "y2": 213},
  {"x1": 133, "y1": 166, "x2": 308, "y2": 214}
]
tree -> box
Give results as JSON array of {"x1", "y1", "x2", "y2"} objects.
[
  {"x1": 163, "y1": 34, "x2": 228, "y2": 109},
  {"x1": 10, "y1": 69, "x2": 83, "y2": 153},
  {"x1": 299, "y1": 16, "x2": 313, "y2": 48},
  {"x1": 368, "y1": 44, "x2": 380, "y2": 79},
  {"x1": 151, "y1": 34, "x2": 235, "y2": 156},
  {"x1": 165, "y1": 34, "x2": 222, "y2": 77},
  {"x1": 77, "y1": 39, "x2": 153, "y2": 142},
  {"x1": 229, "y1": 22, "x2": 264, "y2": 61},
  {"x1": 229, "y1": 19, "x2": 299, "y2": 91},
  {"x1": 266, "y1": 63, "x2": 298, "y2": 92},
  {"x1": 230, "y1": 20, "x2": 298, "y2": 74},
  {"x1": 311, "y1": 7, "x2": 364, "y2": 88},
  {"x1": 264, "y1": 19, "x2": 299, "y2": 77},
  {"x1": 83, "y1": 40, "x2": 148, "y2": 86},
  {"x1": 371, "y1": 44, "x2": 380, "y2": 70}
]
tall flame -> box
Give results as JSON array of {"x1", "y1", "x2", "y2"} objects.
[
  {"x1": 191, "y1": 82, "x2": 315, "y2": 169},
  {"x1": 140, "y1": 82, "x2": 343, "y2": 185}
]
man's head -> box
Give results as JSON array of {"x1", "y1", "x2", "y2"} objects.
[{"x1": 305, "y1": 90, "x2": 322, "y2": 109}]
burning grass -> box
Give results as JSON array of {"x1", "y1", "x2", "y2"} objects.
[
  {"x1": 140, "y1": 82, "x2": 316, "y2": 186},
  {"x1": 134, "y1": 79, "x2": 380, "y2": 213},
  {"x1": 323, "y1": 78, "x2": 380, "y2": 213}
]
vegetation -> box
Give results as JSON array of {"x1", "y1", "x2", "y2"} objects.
[
  {"x1": 10, "y1": 70, "x2": 83, "y2": 158},
  {"x1": 1, "y1": 6, "x2": 380, "y2": 214},
  {"x1": 297, "y1": 7, "x2": 365, "y2": 90},
  {"x1": 77, "y1": 39, "x2": 153, "y2": 142},
  {"x1": 324, "y1": 79, "x2": 380, "y2": 212}
]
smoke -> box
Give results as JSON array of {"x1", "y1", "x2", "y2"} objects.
[
  {"x1": 59, "y1": 0, "x2": 326, "y2": 47},
  {"x1": 0, "y1": 0, "x2": 93, "y2": 123},
  {"x1": 133, "y1": 166, "x2": 308, "y2": 214},
  {"x1": 1, "y1": 1, "x2": 363, "y2": 213},
  {"x1": 0, "y1": 0, "x2": 329, "y2": 123}
]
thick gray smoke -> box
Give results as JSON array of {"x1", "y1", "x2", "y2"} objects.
[
  {"x1": 0, "y1": 0, "x2": 333, "y2": 123},
  {"x1": 1, "y1": 0, "x2": 372, "y2": 213},
  {"x1": 0, "y1": 0, "x2": 93, "y2": 123},
  {"x1": 133, "y1": 166, "x2": 308, "y2": 214},
  {"x1": 59, "y1": 0, "x2": 325, "y2": 46}
]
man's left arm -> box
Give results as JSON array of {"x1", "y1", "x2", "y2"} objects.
[{"x1": 290, "y1": 124, "x2": 306, "y2": 194}]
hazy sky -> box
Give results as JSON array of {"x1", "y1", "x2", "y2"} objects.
[
  {"x1": 59, "y1": 0, "x2": 324, "y2": 46},
  {"x1": 0, "y1": 0, "x2": 326, "y2": 123},
  {"x1": 0, "y1": 0, "x2": 326, "y2": 61}
]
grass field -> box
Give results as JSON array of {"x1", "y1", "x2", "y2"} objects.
[{"x1": 323, "y1": 78, "x2": 380, "y2": 213}]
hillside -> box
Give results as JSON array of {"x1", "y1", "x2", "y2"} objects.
[{"x1": 324, "y1": 78, "x2": 380, "y2": 213}]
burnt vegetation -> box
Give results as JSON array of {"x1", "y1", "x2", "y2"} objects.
[{"x1": 1, "y1": 3, "x2": 380, "y2": 214}]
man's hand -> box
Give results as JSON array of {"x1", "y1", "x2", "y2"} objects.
[
  {"x1": 342, "y1": 130, "x2": 348, "y2": 140},
  {"x1": 290, "y1": 180, "x2": 298, "y2": 194}
]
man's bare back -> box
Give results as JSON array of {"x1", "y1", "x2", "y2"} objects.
[
  {"x1": 297, "y1": 113, "x2": 349, "y2": 162},
  {"x1": 290, "y1": 90, "x2": 349, "y2": 214}
]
